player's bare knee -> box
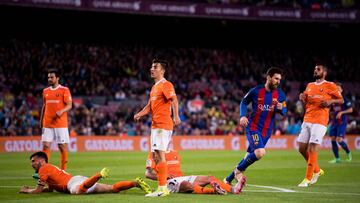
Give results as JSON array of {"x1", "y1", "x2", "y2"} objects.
[
  {"x1": 336, "y1": 137, "x2": 343, "y2": 143},
  {"x1": 255, "y1": 149, "x2": 266, "y2": 159},
  {"x1": 43, "y1": 143, "x2": 51, "y2": 149},
  {"x1": 330, "y1": 136, "x2": 336, "y2": 141}
]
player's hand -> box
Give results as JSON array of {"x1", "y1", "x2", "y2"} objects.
[
  {"x1": 336, "y1": 112, "x2": 343, "y2": 119},
  {"x1": 299, "y1": 93, "x2": 307, "y2": 103},
  {"x1": 56, "y1": 110, "x2": 63, "y2": 117},
  {"x1": 276, "y1": 101, "x2": 283, "y2": 110},
  {"x1": 134, "y1": 113, "x2": 141, "y2": 121},
  {"x1": 320, "y1": 100, "x2": 332, "y2": 108},
  {"x1": 19, "y1": 185, "x2": 30, "y2": 193},
  {"x1": 239, "y1": 116, "x2": 248, "y2": 127},
  {"x1": 173, "y1": 116, "x2": 181, "y2": 126}
]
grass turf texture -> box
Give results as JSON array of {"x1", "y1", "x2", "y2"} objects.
[{"x1": 0, "y1": 150, "x2": 359, "y2": 203}]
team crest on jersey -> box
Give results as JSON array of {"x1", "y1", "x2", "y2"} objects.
[
  {"x1": 320, "y1": 88, "x2": 323, "y2": 92},
  {"x1": 56, "y1": 93, "x2": 60, "y2": 97}
]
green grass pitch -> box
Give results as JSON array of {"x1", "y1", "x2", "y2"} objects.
[{"x1": 0, "y1": 150, "x2": 359, "y2": 203}]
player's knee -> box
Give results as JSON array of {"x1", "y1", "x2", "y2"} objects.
[
  {"x1": 255, "y1": 149, "x2": 266, "y2": 159},
  {"x1": 336, "y1": 137, "x2": 343, "y2": 143},
  {"x1": 330, "y1": 136, "x2": 336, "y2": 141},
  {"x1": 43, "y1": 144, "x2": 50, "y2": 149}
]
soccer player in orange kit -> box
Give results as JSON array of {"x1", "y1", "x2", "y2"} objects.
[
  {"x1": 297, "y1": 64, "x2": 343, "y2": 187},
  {"x1": 20, "y1": 151, "x2": 151, "y2": 195},
  {"x1": 40, "y1": 69, "x2": 72, "y2": 170},
  {"x1": 145, "y1": 150, "x2": 241, "y2": 195},
  {"x1": 134, "y1": 59, "x2": 181, "y2": 197}
]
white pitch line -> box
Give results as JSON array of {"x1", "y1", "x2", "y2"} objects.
[{"x1": 247, "y1": 184, "x2": 296, "y2": 193}]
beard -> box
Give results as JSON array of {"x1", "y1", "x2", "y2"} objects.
[
  {"x1": 270, "y1": 83, "x2": 278, "y2": 90},
  {"x1": 313, "y1": 73, "x2": 323, "y2": 79}
]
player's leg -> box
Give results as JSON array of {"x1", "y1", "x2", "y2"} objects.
[
  {"x1": 298, "y1": 122, "x2": 311, "y2": 161},
  {"x1": 179, "y1": 176, "x2": 220, "y2": 195},
  {"x1": 78, "y1": 168, "x2": 109, "y2": 193},
  {"x1": 329, "y1": 125, "x2": 340, "y2": 163},
  {"x1": 41, "y1": 128, "x2": 54, "y2": 161},
  {"x1": 235, "y1": 131, "x2": 264, "y2": 174},
  {"x1": 303, "y1": 124, "x2": 326, "y2": 186},
  {"x1": 336, "y1": 125, "x2": 351, "y2": 162},
  {"x1": 145, "y1": 129, "x2": 172, "y2": 197},
  {"x1": 55, "y1": 128, "x2": 70, "y2": 170}
]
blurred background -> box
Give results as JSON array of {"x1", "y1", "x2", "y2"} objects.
[{"x1": 0, "y1": 0, "x2": 359, "y2": 137}]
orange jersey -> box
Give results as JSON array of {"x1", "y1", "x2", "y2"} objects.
[
  {"x1": 303, "y1": 81, "x2": 342, "y2": 126},
  {"x1": 42, "y1": 85, "x2": 72, "y2": 128},
  {"x1": 38, "y1": 163, "x2": 72, "y2": 193},
  {"x1": 150, "y1": 78, "x2": 176, "y2": 130},
  {"x1": 146, "y1": 150, "x2": 183, "y2": 178}
]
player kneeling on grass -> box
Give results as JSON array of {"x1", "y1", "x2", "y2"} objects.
[{"x1": 19, "y1": 151, "x2": 151, "y2": 195}]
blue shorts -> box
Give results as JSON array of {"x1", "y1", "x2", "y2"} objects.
[
  {"x1": 329, "y1": 125, "x2": 346, "y2": 138},
  {"x1": 246, "y1": 130, "x2": 270, "y2": 153}
]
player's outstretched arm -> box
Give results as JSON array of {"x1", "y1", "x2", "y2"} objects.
[{"x1": 19, "y1": 185, "x2": 50, "y2": 194}]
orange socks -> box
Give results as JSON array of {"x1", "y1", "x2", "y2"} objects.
[
  {"x1": 306, "y1": 151, "x2": 318, "y2": 180},
  {"x1": 79, "y1": 173, "x2": 102, "y2": 193},
  {"x1": 43, "y1": 148, "x2": 50, "y2": 162},
  {"x1": 60, "y1": 148, "x2": 68, "y2": 170},
  {"x1": 112, "y1": 181, "x2": 136, "y2": 193},
  {"x1": 193, "y1": 185, "x2": 215, "y2": 194},
  {"x1": 306, "y1": 151, "x2": 320, "y2": 173},
  {"x1": 211, "y1": 178, "x2": 232, "y2": 193},
  {"x1": 156, "y1": 162, "x2": 167, "y2": 186}
]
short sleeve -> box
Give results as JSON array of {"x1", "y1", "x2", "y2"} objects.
[
  {"x1": 328, "y1": 83, "x2": 342, "y2": 99},
  {"x1": 163, "y1": 82, "x2": 176, "y2": 100},
  {"x1": 63, "y1": 88, "x2": 72, "y2": 103}
]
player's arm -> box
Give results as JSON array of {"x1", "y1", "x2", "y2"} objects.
[
  {"x1": 299, "y1": 84, "x2": 309, "y2": 103},
  {"x1": 145, "y1": 168, "x2": 158, "y2": 180},
  {"x1": 320, "y1": 84, "x2": 344, "y2": 107},
  {"x1": 336, "y1": 98, "x2": 353, "y2": 119},
  {"x1": 56, "y1": 101, "x2": 72, "y2": 117},
  {"x1": 19, "y1": 184, "x2": 52, "y2": 194},
  {"x1": 276, "y1": 91, "x2": 287, "y2": 116},
  {"x1": 239, "y1": 88, "x2": 254, "y2": 127},
  {"x1": 171, "y1": 96, "x2": 181, "y2": 126},
  {"x1": 56, "y1": 89, "x2": 73, "y2": 117},
  {"x1": 134, "y1": 99, "x2": 151, "y2": 121},
  {"x1": 40, "y1": 91, "x2": 45, "y2": 128},
  {"x1": 163, "y1": 82, "x2": 181, "y2": 125},
  {"x1": 40, "y1": 104, "x2": 45, "y2": 129}
]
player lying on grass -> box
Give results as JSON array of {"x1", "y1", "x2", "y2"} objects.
[
  {"x1": 20, "y1": 151, "x2": 151, "y2": 195},
  {"x1": 145, "y1": 150, "x2": 244, "y2": 195}
]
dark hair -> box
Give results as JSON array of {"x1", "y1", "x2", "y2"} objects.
[
  {"x1": 30, "y1": 151, "x2": 48, "y2": 163},
  {"x1": 335, "y1": 82, "x2": 342, "y2": 87},
  {"x1": 48, "y1": 68, "x2": 60, "y2": 78},
  {"x1": 266, "y1": 67, "x2": 283, "y2": 77},
  {"x1": 152, "y1": 59, "x2": 168, "y2": 70},
  {"x1": 315, "y1": 63, "x2": 328, "y2": 72}
]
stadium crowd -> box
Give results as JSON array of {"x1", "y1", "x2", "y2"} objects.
[
  {"x1": 0, "y1": 40, "x2": 359, "y2": 136},
  {"x1": 161, "y1": 0, "x2": 359, "y2": 9}
]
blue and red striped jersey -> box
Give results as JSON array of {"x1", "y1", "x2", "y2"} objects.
[
  {"x1": 240, "y1": 84, "x2": 287, "y2": 137},
  {"x1": 330, "y1": 95, "x2": 352, "y2": 125}
]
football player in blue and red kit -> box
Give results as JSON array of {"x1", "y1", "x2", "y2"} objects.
[
  {"x1": 224, "y1": 67, "x2": 287, "y2": 192},
  {"x1": 328, "y1": 82, "x2": 353, "y2": 163}
]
